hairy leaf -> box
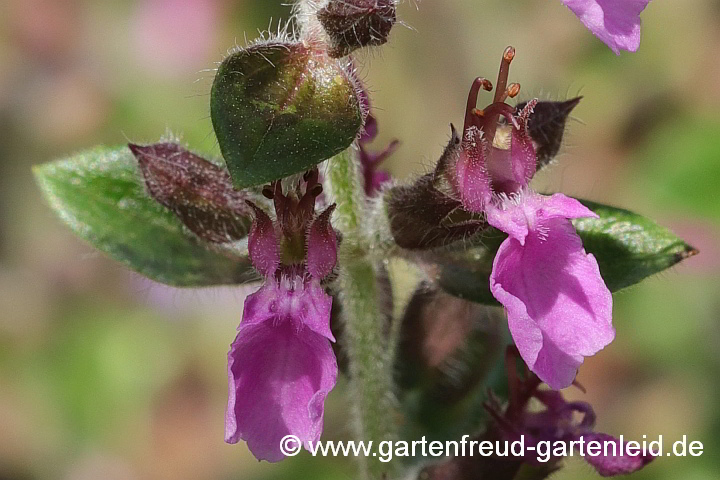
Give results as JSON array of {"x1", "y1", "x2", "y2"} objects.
[
  {"x1": 34, "y1": 146, "x2": 258, "y2": 287},
  {"x1": 211, "y1": 42, "x2": 363, "y2": 188}
]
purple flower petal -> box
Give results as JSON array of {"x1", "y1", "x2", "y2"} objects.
[
  {"x1": 455, "y1": 127, "x2": 493, "y2": 213},
  {"x1": 306, "y1": 204, "x2": 338, "y2": 280},
  {"x1": 242, "y1": 282, "x2": 335, "y2": 342},
  {"x1": 247, "y1": 202, "x2": 279, "y2": 277},
  {"x1": 543, "y1": 192, "x2": 599, "y2": 220},
  {"x1": 488, "y1": 193, "x2": 614, "y2": 389},
  {"x1": 510, "y1": 100, "x2": 538, "y2": 186},
  {"x1": 358, "y1": 113, "x2": 397, "y2": 195},
  {"x1": 225, "y1": 318, "x2": 337, "y2": 461},
  {"x1": 562, "y1": 0, "x2": 651, "y2": 54},
  {"x1": 581, "y1": 432, "x2": 655, "y2": 476}
]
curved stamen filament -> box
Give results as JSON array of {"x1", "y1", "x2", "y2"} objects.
[
  {"x1": 464, "y1": 77, "x2": 493, "y2": 132},
  {"x1": 484, "y1": 46, "x2": 515, "y2": 146},
  {"x1": 469, "y1": 102, "x2": 516, "y2": 133}
]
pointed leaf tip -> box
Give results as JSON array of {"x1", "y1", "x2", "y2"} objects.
[{"x1": 516, "y1": 97, "x2": 582, "y2": 169}]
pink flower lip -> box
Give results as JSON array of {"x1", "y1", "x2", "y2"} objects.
[{"x1": 488, "y1": 192, "x2": 614, "y2": 389}]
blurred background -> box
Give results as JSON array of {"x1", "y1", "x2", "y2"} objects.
[{"x1": 1, "y1": 1, "x2": 719, "y2": 479}]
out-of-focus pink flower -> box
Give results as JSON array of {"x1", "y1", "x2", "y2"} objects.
[
  {"x1": 225, "y1": 170, "x2": 339, "y2": 462},
  {"x1": 487, "y1": 351, "x2": 655, "y2": 476},
  {"x1": 358, "y1": 113, "x2": 398, "y2": 195},
  {"x1": 133, "y1": 0, "x2": 221, "y2": 77},
  {"x1": 561, "y1": 0, "x2": 652, "y2": 54}
]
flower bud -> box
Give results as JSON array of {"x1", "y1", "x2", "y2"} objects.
[
  {"x1": 316, "y1": 0, "x2": 397, "y2": 58},
  {"x1": 129, "y1": 142, "x2": 252, "y2": 243},
  {"x1": 385, "y1": 169, "x2": 487, "y2": 250},
  {"x1": 211, "y1": 42, "x2": 364, "y2": 189}
]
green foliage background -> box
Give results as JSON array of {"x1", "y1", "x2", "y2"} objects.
[{"x1": 0, "y1": 1, "x2": 718, "y2": 479}]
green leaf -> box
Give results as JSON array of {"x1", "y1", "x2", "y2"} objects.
[
  {"x1": 34, "y1": 146, "x2": 258, "y2": 287},
  {"x1": 211, "y1": 42, "x2": 363, "y2": 189},
  {"x1": 436, "y1": 200, "x2": 698, "y2": 305}
]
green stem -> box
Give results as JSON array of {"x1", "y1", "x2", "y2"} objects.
[
  {"x1": 339, "y1": 260, "x2": 398, "y2": 478},
  {"x1": 327, "y1": 150, "x2": 363, "y2": 232},
  {"x1": 327, "y1": 150, "x2": 399, "y2": 479}
]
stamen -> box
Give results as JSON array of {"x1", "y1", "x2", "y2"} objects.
[
  {"x1": 495, "y1": 83, "x2": 521, "y2": 104},
  {"x1": 272, "y1": 180, "x2": 288, "y2": 218},
  {"x1": 484, "y1": 46, "x2": 516, "y2": 147},
  {"x1": 493, "y1": 46, "x2": 515, "y2": 105},
  {"x1": 464, "y1": 77, "x2": 493, "y2": 132},
  {"x1": 572, "y1": 379, "x2": 587, "y2": 394}
]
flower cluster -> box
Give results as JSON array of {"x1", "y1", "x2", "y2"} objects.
[{"x1": 34, "y1": 1, "x2": 687, "y2": 479}]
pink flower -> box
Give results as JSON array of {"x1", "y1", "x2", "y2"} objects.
[
  {"x1": 132, "y1": 0, "x2": 221, "y2": 77},
  {"x1": 225, "y1": 170, "x2": 339, "y2": 461},
  {"x1": 561, "y1": 0, "x2": 652, "y2": 54},
  {"x1": 445, "y1": 48, "x2": 614, "y2": 389},
  {"x1": 359, "y1": 113, "x2": 398, "y2": 195}
]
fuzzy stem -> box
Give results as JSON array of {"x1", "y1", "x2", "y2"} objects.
[
  {"x1": 339, "y1": 260, "x2": 398, "y2": 479},
  {"x1": 327, "y1": 149, "x2": 399, "y2": 479},
  {"x1": 326, "y1": 149, "x2": 363, "y2": 233}
]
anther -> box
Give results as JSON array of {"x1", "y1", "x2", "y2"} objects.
[
  {"x1": 494, "y1": 46, "x2": 515, "y2": 105},
  {"x1": 503, "y1": 46, "x2": 515, "y2": 63},
  {"x1": 495, "y1": 83, "x2": 521, "y2": 103}
]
